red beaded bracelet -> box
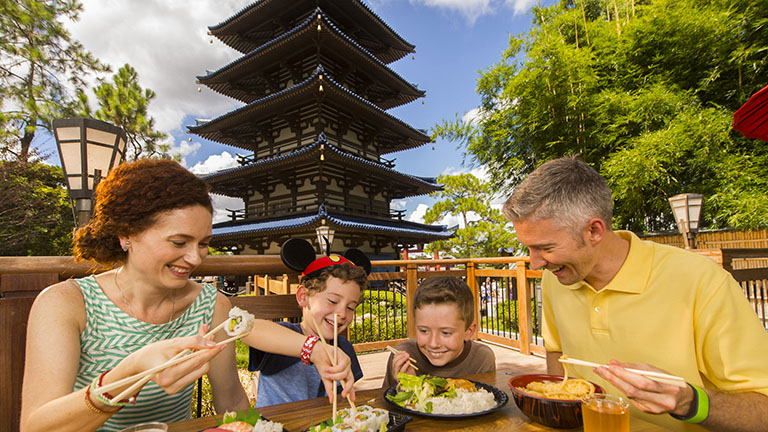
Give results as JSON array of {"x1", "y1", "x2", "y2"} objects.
[{"x1": 301, "y1": 335, "x2": 320, "y2": 365}]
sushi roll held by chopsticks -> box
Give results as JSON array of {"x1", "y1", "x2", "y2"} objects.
[{"x1": 225, "y1": 306, "x2": 256, "y2": 337}]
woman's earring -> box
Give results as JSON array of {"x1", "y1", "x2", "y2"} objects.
[{"x1": 122, "y1": 241, "x2": 131, "y2": 252}]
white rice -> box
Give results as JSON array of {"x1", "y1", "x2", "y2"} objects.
[
  {"x1": 252, "y1": 418, "x2": 284, "y2": 432},
  {"x1": 426, "y1": 388, "x2": 497, "y2": 415}
]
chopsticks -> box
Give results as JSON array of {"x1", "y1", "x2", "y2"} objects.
[
  {"x1": 95, "y1": 319, "x2": 242, "y2": 402},
  {"x1": 307, "y1": 311, "x2": 356, "y2": 412},
  {"x1": 333, "y1": 314, "x2": 338, "y2": 419},
  {"x1": 559, "y1": 357, "x2": 687, "y2": 388},
  {"x1": 385, "y1": 346, "x2": 419, "y2": 371}
]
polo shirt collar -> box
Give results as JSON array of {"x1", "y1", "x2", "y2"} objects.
[{"x1": 567, "y1": 230, "x2": 651, "y2": 294}]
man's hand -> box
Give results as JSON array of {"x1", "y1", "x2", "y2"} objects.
[{"x1": 592, "y1": 360, "x2": 693, "y2": 416}]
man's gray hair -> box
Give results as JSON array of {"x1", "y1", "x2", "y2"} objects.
[{"x1": 502, "y1": 156, "x2": 613, "y2": 230}]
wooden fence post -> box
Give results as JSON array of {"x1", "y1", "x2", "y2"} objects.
[
  {"x1": 466, "y1": 262, "x2": 479, "y2": 340},
  {"x1": 516, "y1": 260, "x2": 532, "y2": 355},
  {"x1": 1, "y1": 273, "x2": 59, "y2": 432},
  {"x1": 406, "y1": 263, "x2": 418, "y2": 338}
]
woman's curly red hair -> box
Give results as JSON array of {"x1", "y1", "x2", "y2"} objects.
[{"x1": 73, "y1": 159, "x2": 212, "y2": 266}]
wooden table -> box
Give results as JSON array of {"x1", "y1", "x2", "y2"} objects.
[{"x1": 168, "y1": 370, "x2": 665, "y2": 431}]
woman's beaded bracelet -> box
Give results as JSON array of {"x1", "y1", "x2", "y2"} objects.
[
  {"x1": 90, "y1": 370, "x2": 138, "y2": 407},
  {"x1": 301, "y1": 335, "x2": 321, "y2": 365},
  {"x1": 84, "y1": 382, "x2": 121, "y2": 414}
]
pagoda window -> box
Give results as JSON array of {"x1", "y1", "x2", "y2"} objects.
[
  {"x1": 349, "y1": 184, "x2": 366, "y2": 198},
  {"x1": 297, "y1": 178, "x2": 314, "y2": 192}
]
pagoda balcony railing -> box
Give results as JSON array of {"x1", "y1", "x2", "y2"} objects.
[{"x1": 240, "y1": 202, "x2": 394, "y2": 221}]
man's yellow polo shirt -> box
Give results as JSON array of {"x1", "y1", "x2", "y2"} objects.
[{"x1": 542, "y1": 231, "x2": 768, "y2": 431}]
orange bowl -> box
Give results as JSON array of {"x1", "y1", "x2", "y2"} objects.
[{"x1": 508, "y1": 373, "x2": 603, "y2": 429}]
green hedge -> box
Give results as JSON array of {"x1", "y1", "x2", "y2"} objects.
[{"x1": 349, "y1": 317, "x2": 407, "y2": 344}]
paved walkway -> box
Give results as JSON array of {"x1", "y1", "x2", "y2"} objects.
[{"x1": 354, "y1": 341, "x2": 546, "y2": 390}]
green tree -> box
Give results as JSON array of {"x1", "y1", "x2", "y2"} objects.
[
  {"x1": 0, "y1": 0, "x2": 109, "y2": 160},
  {"x1": 76, "y1": 64, "x2": 170, "y2": 160},
  {"x1": 434, "y1": 0, "x2": 768, "y2": 232},
  {"x1": 424, "y1": 173, "x2": 518, "y2": 257},
  {"x1": 0, "y1": 160, "x2": 74, "y2": 255}
]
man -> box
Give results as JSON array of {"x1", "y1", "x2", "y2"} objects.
[{"x1": 503, "y1": 156, "x2": 768, "y2": 431}]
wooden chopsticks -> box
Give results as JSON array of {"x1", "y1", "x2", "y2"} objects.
[
  {"x1": 559, "y1": 357, "x2": 687, "y2": 387},
  {"x1": 385, "y1": 346, "x2": 419, "y2": 371},
  {"x1": 307, "y1": 311, "x2": 356, "y2": 411}
]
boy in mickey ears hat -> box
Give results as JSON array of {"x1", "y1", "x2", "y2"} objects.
[{"x1": 248, "y1": 238, "x2": 370, "y2": 407}]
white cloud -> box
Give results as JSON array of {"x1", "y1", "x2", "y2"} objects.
[
  {"x1": 408, "y1": 0, "x2": 536, "y2": 24},
  {"x1": 211, "y1": 194, "x2": 244, "y2": 224},
  {"x1": 67, "y1": 0, "x2": 243, "y2": 134},
  {"x1": 188, "y1": 151, "x2": 239, "y2": 175},
  {"x1": 169, "y1": 139, "x2": 202, "y2": 167},
  {"x1": 408, "y1": 203, "x2": 429, "y2": 223}
]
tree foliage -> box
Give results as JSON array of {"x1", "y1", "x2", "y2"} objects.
[
  {"x1": 0, "y1": 160, "x2": 74, "y2": 255},
  {"x1": 75, "y1": 64, "x2": 170, "y2": 160},
  {"x1": 435, "y1": 0, "x2": 768, "y2": 231},
  {"x1": 0, "y1": 0, "x2": 108, "y2": 161},
  {"x1": 424, "y1": 173, "x2": 518, "y2": 257}
]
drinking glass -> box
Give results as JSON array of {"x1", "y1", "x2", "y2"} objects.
[
  {"x1": 117, "y1": 422, "x2": 168, "y2": 432},
  {"x1": 581, "y1": 394, "x2": 630, "y2": 432}
]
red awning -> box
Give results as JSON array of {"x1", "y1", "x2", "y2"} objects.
[{"x1": 733, "y1": 84, "x2": 768, "y2": 142}]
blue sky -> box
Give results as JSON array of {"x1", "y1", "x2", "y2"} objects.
[{"x1": 35, "y1": 0, "x2": 547, "y2": 225}]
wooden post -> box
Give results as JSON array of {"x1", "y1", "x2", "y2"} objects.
[
  {"x1": 252, "y1": 275, "x2": 260, "y2": 296},
  {"x1": 264, "y1": 275, "x2": 270, "y2": 295},
  {"x1": 282, "y1": 274, "x2": 289, "y2": 294},
  {"x1": 466, "y1": 262, "x2": 479, "y2": 340},
  {"x1": 1, "y1": 273, "x2": 59, "y2": 432},
  {"x1": 406, "y1": 263, "x2": 418, "y2": 338},
  {"x1": 516, "y1": 260, "x2": 532, "y2": 355}
]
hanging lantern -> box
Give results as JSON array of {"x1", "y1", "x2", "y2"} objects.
[
  {"x1": 319, "y1": 84, "x2": 324, "y2": 92},
  {"x1": 317, "y1": 24, "x2": 322, "y2": 32},
  {"x1": 320, "y1": 153, "x2": 325, "y2": 161}
]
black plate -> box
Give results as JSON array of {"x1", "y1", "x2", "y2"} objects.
[
  {"x1": 383, "y1": 379, "x2": 509, "y2": 419},
  {"x1": 199, "y1": 417, "x2": 288, "y2": 431},
  {"x1": 303, "y1": 411, "x2": 412, "y2": 432}
]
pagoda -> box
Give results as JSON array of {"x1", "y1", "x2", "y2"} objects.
[{"x1": 190, "y1": 0, "x2": 452, "y2": 258}]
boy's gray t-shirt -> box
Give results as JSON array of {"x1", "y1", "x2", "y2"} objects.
[{"x1": 382, "y1": 339, "x2": 496, "y2": 388}]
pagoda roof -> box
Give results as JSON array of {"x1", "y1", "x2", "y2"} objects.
[
  {"x1": 188, "y1": 65, "x2": 430, "y2": 154},
  {"x1": 211, "y1": 206, "x2": 453, "y2": 243},
  {"x1": 209, "y1": 0, "x2": 414, "y2": 63},
  {"x1": 198, "y1": 10, "x2": 424, "y2": 109},
  {"x1": 203, "y1": 133, "x2": 441, "y2": 198}
]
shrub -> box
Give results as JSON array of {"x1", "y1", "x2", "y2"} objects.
[{"x1": 349, "y1": 317, "x2": 407, "y2": 344}]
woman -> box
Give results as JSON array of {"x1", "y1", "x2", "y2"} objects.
[{"x1": 21, "y1": 159, "x2": 353, "y2": 432}]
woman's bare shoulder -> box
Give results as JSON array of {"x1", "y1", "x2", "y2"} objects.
[{"x1": 31, "y1": 279, "x2": 86, "y2": 323}]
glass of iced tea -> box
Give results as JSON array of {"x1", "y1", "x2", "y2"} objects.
[{"x1": 581, "y1": 394, "x2": 630, "y2": 432}]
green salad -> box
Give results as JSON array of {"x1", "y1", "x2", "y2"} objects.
[{"x1": 385, "y1": 373, "x2": 458, "y2": 413}]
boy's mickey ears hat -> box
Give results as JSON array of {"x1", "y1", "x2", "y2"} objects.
[{"x1": 280, "y1": 238, "x2": 372, "y2": 279}]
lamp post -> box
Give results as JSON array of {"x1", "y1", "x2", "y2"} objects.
[
  {"x1": 53, "y1": 118, "x2": 127, "y2": 227},
  {"x1": 668, "y1": 193, "x2": 704, "y2": 249},
  {"x1": 315, "y1": 222, "x2": 335, "y2": 255}
]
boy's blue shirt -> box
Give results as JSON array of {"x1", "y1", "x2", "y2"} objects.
[{"x1": 248, "y1": 321, "x2": 363, "y2": 407}]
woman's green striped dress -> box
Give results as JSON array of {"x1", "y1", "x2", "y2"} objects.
[{"x1": 74, "y1": 276, "x2": 216, "y2": 431}]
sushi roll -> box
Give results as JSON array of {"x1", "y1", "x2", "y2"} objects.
[{"x1": 226, "y1": 306, "x2": 256, "y2": 336}]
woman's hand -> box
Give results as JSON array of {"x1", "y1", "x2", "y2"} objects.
[
  {"x1": 310, "y1": 344, "x2": 356, "y2": 403},
  {"x1": 390, "y1": 351, "x2": 416, "y2": 382},
  {"x1": 112, "y1": 325, "x2": 226, "y2": 395}
]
